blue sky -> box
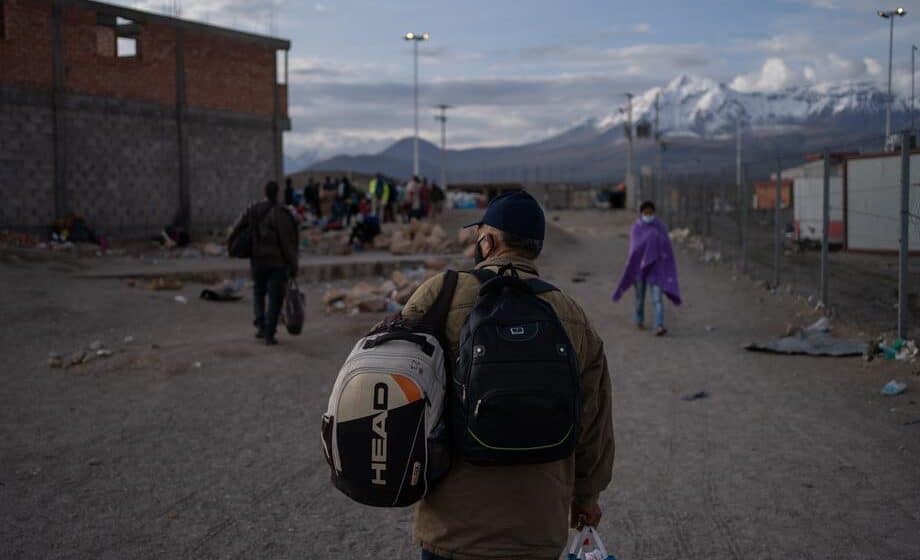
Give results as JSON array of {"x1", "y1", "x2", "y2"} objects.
[{"x1": 118, "y1": 0, "x2": 920, "y2": 160}]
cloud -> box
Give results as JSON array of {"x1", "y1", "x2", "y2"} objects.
[
  {"x1": 313, "y1": 3, "x2": 327, "y2": 13},
  {"x1": 112, "y1": 0, "x2": 289, "y2": 33},
  {"x1": 801, "y1": 54, "x2": 883, "y2": 85},
  {"x1": 730, "y1": 57, "x2": 794, "y2": 92},
  {"x1": 631, "y1": 23, "x2": 651, "y2": 33},
  {"x1": 518, "y1": 42, "x2": 712, "y2": 77},
  {"x1": 734, "y1": 33, "x2": 815, "y2": 56}
]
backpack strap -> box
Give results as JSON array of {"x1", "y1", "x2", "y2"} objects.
[
  {"x1": 526, "y1": 278, "x2": 559, "y2": 295},
  {"x1": 469, "y1": 268, "x2": 496, "y2": 284},
  {"x1": 420, "y1": 269, "x2": 458, "y2": 333}
]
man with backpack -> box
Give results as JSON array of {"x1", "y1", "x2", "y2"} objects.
[
  {"x1": 227, "y1": 181, "x2": 299, "y2": 346},
  {"x1": 400, "y1": 191, "x2": 615, "y2": 559}
]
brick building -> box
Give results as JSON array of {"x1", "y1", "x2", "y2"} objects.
[{"x1": 0, "y1": 0, "x2": 290, "y2": 234}]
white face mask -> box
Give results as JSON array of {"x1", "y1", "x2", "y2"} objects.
[{"x1": 641, "y1": 215, "x2": 656, "y2": 224}]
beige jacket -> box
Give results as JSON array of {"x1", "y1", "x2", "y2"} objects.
[{"x1": 401, "y1": 255, "x2": 615, "y2": 560}]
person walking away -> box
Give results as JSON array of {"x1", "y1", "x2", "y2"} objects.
[
  {"x1": 402, "y1": 191, "x2": 615, "y2": 560},
  {"x1": 612, "y1": 201, "x2": 681, "y2": 336},
  {"x1": 284, "y1": 177, "x2": 295, "y2": 206},
  {"x1": 228, "y1": 181, "x2": 299, "y2": 345}
]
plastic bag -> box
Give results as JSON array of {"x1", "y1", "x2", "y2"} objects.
[{"x1": 566, "y1": 526, "x2": 616, "y2": 560}]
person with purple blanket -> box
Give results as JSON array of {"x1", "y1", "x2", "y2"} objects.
[{"x1": 612, "y1": 201, "x2": 681, "y2": 336}]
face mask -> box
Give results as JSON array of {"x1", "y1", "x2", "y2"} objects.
[
  {"x1": 641, "y1": 215, "x2": 656, "y2": 224},
  {"x1": 474, "y1": 235, "x2": 490, "y2": 264}
]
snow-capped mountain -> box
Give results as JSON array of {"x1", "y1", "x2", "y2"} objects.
[
  {"x1": 597, "y1": 74, "x2": 893, "y2": 138},
  {"x1": 309, "y1": 74, "x2": 900, "y2": 181}
]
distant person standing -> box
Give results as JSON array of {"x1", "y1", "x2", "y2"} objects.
[
  {"x1": 228, "y1": 181, "x2": 299, "y2": 345},
  {"x1": 420, "y1": 176, "x2": 432, "y2": 218},
  {"x1": 430, "y1": 182, "x2": 445, "y2": 216},
  {"x1": 405, "y1": 175, "x2": 422, "y2": 220},
  {"x1": 612, "y1": 201, "x2": 681, "y2": 336},
  {"x1": 303, "y1": 178, "x2": 320, "y2": 218},
  {"x1": 368, "y1": 173, "x2": 390, "y2": 221},
  {"x1": 284, "y1": 177, "x2": 295, "y2": 206},
  {"x1": 321, "y1": 176, "x2": 337, "y2": 219}
]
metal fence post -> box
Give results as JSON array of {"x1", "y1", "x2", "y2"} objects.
[
  {"x1": 820, "y1": 148, "x2": 830, "y2": 310},
  {"x1": 774, "y1": 157, "x2": 782, "y2": 288},
  {"x1": 899, "y1": 130, "x2": 911, "y2": 339},
  {"x1": 740, "y1": 163, "x2": 748, "y2": 275}
]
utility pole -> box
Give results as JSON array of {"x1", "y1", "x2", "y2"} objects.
[
  {"x1": 434, "y1": 104, "x2": 452, "y2": 191},
  {"x1": 736, "y1": 116, "x2": 742, "y2": 216},
  {"x1": 820, "y1": 148, "x2": 830, "y2": 310},
  {"x1": 774, "y1": 158, "x2": 782, "y2": 288},
  {"x1": 898, "y1": 130, "x2": 911, "y2": 338},
  {"x1": 625, "y1": 93, "x2": 635, "y2": 210},
  {"x1": 654, "y1": 92, "x2": 663, "y2": 211}
]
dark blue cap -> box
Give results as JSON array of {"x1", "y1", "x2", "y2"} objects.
[{"x1": 464, "y1": 190, "x2": 545, "y2": 241}]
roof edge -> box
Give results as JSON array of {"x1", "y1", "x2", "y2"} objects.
[{"x1": 64, "y1": 0, "x2": 291, "y2": 50}]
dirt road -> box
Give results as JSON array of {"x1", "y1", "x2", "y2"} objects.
[{"x1": 1, "y1": 210, "x2": 918, "y2": 559}]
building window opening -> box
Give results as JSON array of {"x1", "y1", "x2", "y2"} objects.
[
  {"x1": 276, "y1": 49, "x2": 288, "y2": 85},
  {"x1": 96, "y1": 12, "x2": 140, "y2": 58},
  {"x1": 117, "y1": 36, "x2": 137, "y2": 57}
]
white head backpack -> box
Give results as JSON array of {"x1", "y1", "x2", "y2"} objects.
[{"x1": 322, "y1": 271, "x2": 457, "y2": 507}]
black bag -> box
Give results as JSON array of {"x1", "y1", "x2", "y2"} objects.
[
  {"x1": 228, "y1": 203, "x2": 271, "y2": 259},
  {"x1": 322, "y1": 271, "x2": 458, "y2": 507},
  {"x1": 282, "y1": 279, "x2": 305, "y2": 335},
  {"x1": 453, "y1": 264, "x2": 581, "y2": 466}
]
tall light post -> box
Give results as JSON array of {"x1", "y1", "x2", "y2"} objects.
[
  {"x1": 878, "y1": 8, "x2": 906, "y2": 149},
  {"x1": 434, "y1": 104, "x2": 452, "y2": 191},
  {"x1": 404, "y1": 32, "x2": 429, "y2": 176}
]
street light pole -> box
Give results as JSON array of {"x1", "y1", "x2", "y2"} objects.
[
  {"x1": 912, "y1": 44, "x2": 917, "y2": 135},
  {"x1": 404, "y1": 32, "x2": 429, "y2": 176},
  {"x1": 434, "y1": 104, "x2": 452, "y2": 191},
  {"x1": 878, "y1": 8, "x2": 906, "y2": 149}
]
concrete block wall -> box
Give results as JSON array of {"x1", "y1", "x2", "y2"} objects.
[
  {"x1": 187, "y1": 117, "x2": 274, "y2": 231},
  {"x1": 0, "y1": 96, "x2": 56, "y2": 229},
  {"x1": 61, "y1": 97, "x2": 180, "y2": 235}
]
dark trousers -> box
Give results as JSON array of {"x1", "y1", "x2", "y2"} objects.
[
  {"x1": 421, "y1": 551, "x2": 449, "y2": 560},
  {"x1": 251, "y1": 262, "x2": 287, "y2": 338}
]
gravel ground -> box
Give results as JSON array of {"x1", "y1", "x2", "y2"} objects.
[{"x1": 1, "y1": 209, "x2": 918, "y2": 559}]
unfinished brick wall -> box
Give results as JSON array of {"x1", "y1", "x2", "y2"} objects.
[{"x1": 0, "y1": 0, "x2": 288, "y2": 234}]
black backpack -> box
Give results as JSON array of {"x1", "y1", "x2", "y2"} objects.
[
  {"x1": 453, "y1": 264, "x2": 581, "y2": 466},
  {"x1": 228, "y1": 203, "x2": 272, "y2": 259}
]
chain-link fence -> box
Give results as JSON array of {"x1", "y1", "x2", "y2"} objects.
[{"x1": 642, "y1": 138, "x2": 920, "y2": 339}]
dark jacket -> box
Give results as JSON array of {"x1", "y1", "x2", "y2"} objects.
[{"x1": 229, "y1": 200, "x2": 299, "y2": 274}]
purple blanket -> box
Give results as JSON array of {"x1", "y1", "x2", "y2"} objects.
[{"x1": 612, "y1": 218, "x2": 681, "y2": 305}]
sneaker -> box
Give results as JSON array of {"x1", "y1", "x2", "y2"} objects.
[
  {"x1": 255, "y1": 330, "x2": 265, "y2": 339},
  {"x1": 655, "y1": 327, "x2": 667, "y2": 337},
  {"x1": 265, "y1": 336, "x2": 278, "y2": 346},
  {"x1": 636, "y1": 324, "x2": 646, "y2": 331}
]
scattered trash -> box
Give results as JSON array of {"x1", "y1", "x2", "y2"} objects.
[
  {"x1": 747, "y1": 318, "x2": 867, "y2": 357},
  {"x1": 123, "y1": 336, "x2": 135, "y2": 344},
  {"x1": 705, "y1": 325, "x2": 715, "y2": 333},
  {"x1": 87, "y1": 457, "x2": 102, "y2": 466},
  {"x1": 150, "y1": 278, "x2": 183, "y2": 291},
  {"x1": 572, "y1": 277, "x2": 587, "y2": 283},
  {"x1": 88, "y1": 340, "x2": 104, "y2": 351},
  {"x1": 200, "y1": 278, "x2": 244, "y2": 302},
  {"x1": 681, "y1": 390, "x2": 709, "y2": 401},
  {"x1": 702, "y1": 250, "x2": 722, "y2": 264},
  {"x1": 96, "y1": 349, "x2": 113, "y2": 358},
  {"x1": 47, "y1": 353, "x2": 63, "y2": 368},
  {"x1": 173, "y1": 295, "x2": 188, "y2": 304},
  {"x1": 193, "y1": 361, "x2": 202, "y2": 369},
  {"x1": 904, "y1": 419, "x2": 920, "y2": 426},
  {"x1": 882, "y1": 380, "x2": 907, "y2": 397},
  {"x1": 202, "y1": 242, "x2": 224, "y2": 257}
]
